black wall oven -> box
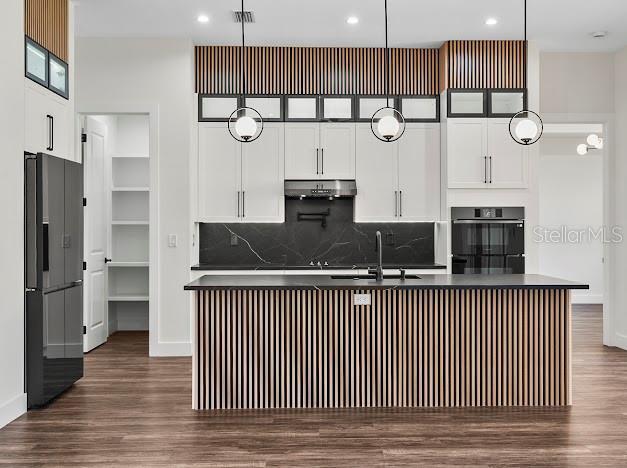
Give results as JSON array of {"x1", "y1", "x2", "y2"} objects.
[{"x1": 451, "y1": 207, "x2": 525, "y2": 274}]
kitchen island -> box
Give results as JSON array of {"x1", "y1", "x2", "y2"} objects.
[{"x1": 185, "y1": 274, "x2": 587, "y2": 410}]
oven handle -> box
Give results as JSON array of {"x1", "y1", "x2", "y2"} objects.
[{"x1": 452, "y1": 220, "x2": 524, "y2": 224}]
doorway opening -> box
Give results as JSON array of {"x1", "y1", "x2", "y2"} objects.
[
  {"x1": 81, "y1": 113, "x2": 151, "y2": 353},
  {"x1": 538, "y1": 123, "x2": 605, "y2": 305}
]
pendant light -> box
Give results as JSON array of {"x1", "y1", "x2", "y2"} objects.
[
  {"x1": 509, "y1": 0, "x2": 543, "y2": 146},
  {"x1": 228, "y1": 0, "x2": 263, "y2": 143},
  {"x1": 371, "y1": 0, "x2": 405, "y2": 143}
]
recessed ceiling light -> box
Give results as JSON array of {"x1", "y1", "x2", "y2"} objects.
[
  {"x1": 197, "y1": 14, "x2": 209, "y2": 24},
  {"x1": 346, "y1": 16, "x2": 359, "y2": 25},
  {"x1": 591, "y1": 31, "x2": 608, "y2": 38},
  {"x1": 485, "y1": 17, "x2": 498, "y2": 26}
]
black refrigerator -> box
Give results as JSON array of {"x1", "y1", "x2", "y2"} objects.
[{"x1": 25, "y1": 152, "x2": 84, "y2": 408}]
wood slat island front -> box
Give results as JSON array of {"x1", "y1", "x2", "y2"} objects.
[{"x1": 185, "y1": 275, "x2": 587, "y2": 410}]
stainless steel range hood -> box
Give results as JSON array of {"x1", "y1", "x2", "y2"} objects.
[{"x1": 284, "y1": 180, "x2": 357, "y2": 198}]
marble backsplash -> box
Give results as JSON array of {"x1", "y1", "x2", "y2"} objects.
[{"x1": 198, "y1": 199, "x2": 435, "y2": 268}]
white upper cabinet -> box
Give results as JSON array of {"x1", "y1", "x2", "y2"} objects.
[
  {"x1": 198, "y1": 124, "x2": 241, "y2": 222},
  {"x1": 355, "y1": 123, "x2": 440, "y2": 222},
  {"x1": 446, "y1": 118, "x2": 527, "y2": 189},
  {"x1": 447, "y1": 119, "x2": 488, "y2": 188},
  {"x1": 397, "y1": 124, "x2": 440, "y2": 221},
  {"x1": 284, "y1": 123, "x2": 320, "y2": 179},
  {"x1": 355, "y1": 125, "x2": 398, "y2": 222},
  {"x1": 241, "y1": 123, "x2": 285, "y2": 222},
  {"x1": 319, "y1": 123, "x2": 355, "y2": 179},
  {"x1": 284, "y1": 122, "x2": 355, "y2": 180},
  {"x1": 25, "y1": 79, "x2": 71, "y2": 159},
  {"x1": 486, "y1": 120, "x2": 527, "y2": 188},
  {"x1": 198, "y1": 123, "x2": 285, "y2": 223}
]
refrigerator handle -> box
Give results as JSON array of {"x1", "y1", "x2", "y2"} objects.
[{"x1": 43, "y1": 222, "x2": 49, "y2": 272}]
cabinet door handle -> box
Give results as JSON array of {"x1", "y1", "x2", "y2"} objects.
[
  {"x1": 242, "y1": 191, "x2": 245, "y2": 218},
  {"x1": 399, "y1": 190, "x2": 403, "y2": 217},
  {"x1": 394, "y1": 191, "x2": 398, "y2": 217},
  {"x1": 489, "y1": 156, "x2": 493, "y2": 184},
  {"x1": 237, "y1": 191, "x2": 240, "y2": 217},
  {"x1": 321, "y1": 148, "x2": 324, "y2": 175},
  {"x1": 483, "y1": 156, "x2": 487, "y2": 184},
  {"x1": 316, "y1": 148, "x2": 319, "y2": 174},
  {"x1": 46, "y1": 115, "x2": 54, "y2": 151}
]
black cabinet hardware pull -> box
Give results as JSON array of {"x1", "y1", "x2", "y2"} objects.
[
  {"x1": 242, "y1": 191, "x2": 245, "y2": 217},
  {"x1": 321, "y1": 148, "x2": 324, "y2": 174},
  {"x1": 237, "y1": 191, "x2": 240, "y2": 217},
  {"x1": 316, "y1": 148, "x2": 319, "y2": 174},
  {"x1": 484, "y1": 156, "x2": 487, "y2": 183},
  {"x1": 399, "y1": 190, "x2": 403, "y2": 217},
  {"x1": 46, "y1": 115, "x2": 53, "y2": 151},
  {"x1": 394, "y1": 191, "x2": 398, "y2": 217},
  {"x1": 489, "y1": 156, "x2": 493, "y2": 183}
]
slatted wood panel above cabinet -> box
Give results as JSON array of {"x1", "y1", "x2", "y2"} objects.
[
  {"x1": 193, "y1": 288, "x2": 571, "y2": 410},
  {"x1": 25, "y1": 0, "x2": 68, "y2": 62},
  {"x1": 439, "y1": 40, "x2": 526, "y2": 92},
  {"x1": 195, "y1": 46, "x2": 440, "y2": 96}
]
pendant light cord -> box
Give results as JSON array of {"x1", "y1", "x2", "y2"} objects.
[
  {"x1": 240, "y1": 0, "x2": 246, "y2": 100},
  {"x1": 384, "y1": 0, "x2": 390, "y2": 107},
  {"x1": 523, "y1": 0, "x2": 527, "y2": 88}
]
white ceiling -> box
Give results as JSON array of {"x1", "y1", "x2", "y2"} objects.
[{"x1": 74, "y1": 0, "x2": 627, "y2": 52}]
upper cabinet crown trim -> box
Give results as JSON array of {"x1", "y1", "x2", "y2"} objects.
[
  {"x1": 194, "y1": 46, "x2": 439, "y2": 96},
  {"x1": 439, "y1": 40, "x2": 527, "y2": 92}
]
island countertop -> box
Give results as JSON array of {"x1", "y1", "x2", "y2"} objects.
[{"x1": 184, "y1": 273, "x2": 588, "y2": 291}]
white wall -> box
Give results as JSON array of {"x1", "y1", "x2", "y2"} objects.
[
  {"x1": 538, "y1": 136, "x2": 604, "y2": 303},
  {"x1": 76, "y1": 38, "x2": 194, "y2": 356},
  {"x1": 609, "y1": 47, "x2": 627, "y2": 348},
  {"x1": 540, "y1": 52, "x2": 615, "y2": 115},
  {"x1": 0, "y1": 0, "x2": 26, "y2": 428}
]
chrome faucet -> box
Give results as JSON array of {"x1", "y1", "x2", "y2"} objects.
[{"x1": 370, "y1": 230, "x2": 384, "y2": 282}]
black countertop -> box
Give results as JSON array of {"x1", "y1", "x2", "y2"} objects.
[
  {"x1": 191, "y1": 263, "x2": 447, "y2": 271},
  {"x1": 184, "y1": 274, "x2": 589, "y2": 291}
]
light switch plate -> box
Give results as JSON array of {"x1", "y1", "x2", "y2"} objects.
[
  {"x1": 353, "y1": 293, "x2": 371, "y2": 306},
  {"x1": 168, "y1": 234, "x2": 177, "y2": 248}
]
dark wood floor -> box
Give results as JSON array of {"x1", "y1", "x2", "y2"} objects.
[{"x1": 2, "y1": 306, "x2": 627, "y2": 467}]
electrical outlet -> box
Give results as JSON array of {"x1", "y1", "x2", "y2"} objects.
[
  {"x1": 168, "y1": 234, "x2": 177, "y2": 248},
  {"x1": 385, "y1": 232, "x2": 395, "y2": 246},
  {"x1": 230, "y1": 233, "x2": 239, "y2": 246},
  {"x1": 353, "y1": 294, "x2": 371, "y2": 306}
]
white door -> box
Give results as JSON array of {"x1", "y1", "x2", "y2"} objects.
[
  {"x1": 83, "y1": 116, "x2": 108, "y2": 352},
  {"x1": 241, "y1": 123, "x2": 285, "y2": 222},
  {"x1": 398, "y1": 124, "x2": 441, "y2": 221},
  {"x1": 447, "y1": 119, "x2": 488, "y2": 188},
  {"x1": 319, "y1": 123, "x2": 355, "y2": 179},
  {"x1": 354, "y1": 124, "x2": 398, "y2": 222},
  {"x1": 284, "y1": 123, "x2": 319, "y2": 179},
  {"x1": 198, "y1": 123, "x2": 241, "y2": 222},
  {"x1": 487, "y1": 119, "x2": 528, "y2": 188}
]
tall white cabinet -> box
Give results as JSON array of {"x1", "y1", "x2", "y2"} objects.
[
  {"x1": 446, "y1": 118, "x2": 528, "y2": 189},
  {"x1": 355, "y1": 123, "x2": 440, "y2": 222},
  {"x1": 198, "y1": 122, "x2": 285, "y2": 222}
]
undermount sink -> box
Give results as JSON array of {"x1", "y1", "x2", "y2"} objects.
[{"x1": 330, "y1": 274, "x2": 421, "y2": 280}]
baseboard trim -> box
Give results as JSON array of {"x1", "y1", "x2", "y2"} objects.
[
  {"x1": 0, "y1": 393, "x2": 26, "y2": 429},
  {"x1": 612, "y1": 333, "x2": 627, "y2": 350},
  {"x1": 149, "y1": 341, "x2": 191, "y2": 357}
]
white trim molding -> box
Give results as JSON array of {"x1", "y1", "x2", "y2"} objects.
[{"x1": 0, "y1": 393, "x2": 26, "y2": 429}]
